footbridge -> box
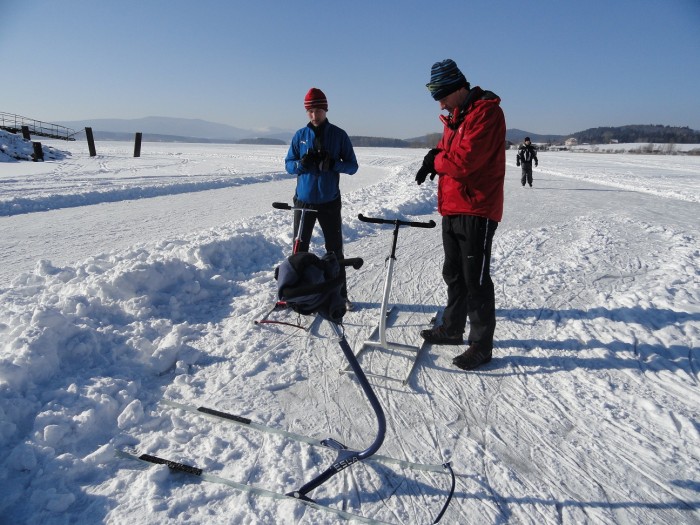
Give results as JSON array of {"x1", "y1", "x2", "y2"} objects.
[{"x1": 0, "y1": 112, "x2": 79, "y2": 141}]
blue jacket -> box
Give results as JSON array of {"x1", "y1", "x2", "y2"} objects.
[{"x1": 285, "y1": 120, "x2": 358, "y2": 205}]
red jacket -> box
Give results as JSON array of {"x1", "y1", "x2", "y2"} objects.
[{"x1": 434, "y1": 87, "x2": 506, "y2": 222}]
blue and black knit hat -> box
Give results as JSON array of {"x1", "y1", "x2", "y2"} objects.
[{"x1": 426, "y1": 59, "x2": 469, "y2": 101}]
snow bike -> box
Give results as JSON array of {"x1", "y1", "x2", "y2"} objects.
[
  {"x1": 340, "y1": 214, "x2": 437, "y2": 384},
  {"x1": 255, "y1": 201, "x2": 319, "y2": 330},
  {"x1": 274, "y1": 250, "x2": 454, "y2": 521}
]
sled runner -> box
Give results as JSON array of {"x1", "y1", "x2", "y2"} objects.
[
  {"x1": 340, "y1": 214, "x2": 437, "y2": 384},
  {"x1": 255, "y1": 201, "x2": 318, "y2": 330}
]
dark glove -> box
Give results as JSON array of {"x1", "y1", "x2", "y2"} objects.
[
  {"x1": 318, "y1": 151, "x2": 335, "y2": 172},
  {"x1": 516, "y1": 159, "x2": 521, "y2": 167},
  {"x1": 415, "y1": 148, "x2": 440, "y2": 185},
  {"x1": 535, "y1": 159, "x2": 538, "y2": 167},
  {"x1": 300, "y1": 150, "x2": 320, "y2": 172}
]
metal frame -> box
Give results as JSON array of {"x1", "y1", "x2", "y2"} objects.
[
  {"x1": 288, "y1": 321, "x2": 387, "y2": 500},
  {"x1": 341, "y1": 214, "x2": 436, "y2": 384}
]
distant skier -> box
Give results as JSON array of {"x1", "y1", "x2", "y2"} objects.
[
  {"x1": 415, "y1": 59, "x2": 505, "y2": 371},
  {"x1": 516, "y1": 137, "x2": 538, "y2": 187},
  {"x1": 284, "y1": 88, "x2": 359, "y2": 310}
]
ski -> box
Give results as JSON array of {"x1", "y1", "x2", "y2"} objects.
[
  {"x1": 115, "y1": 449, "x2": 397, "y2": 525},
  {"x1": 160, "y1": 399, "x2": 450, "y2": 475}
]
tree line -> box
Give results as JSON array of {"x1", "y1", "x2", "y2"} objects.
[{"x1": 572, "y1": 125, "x2": 700, "y2": 144}]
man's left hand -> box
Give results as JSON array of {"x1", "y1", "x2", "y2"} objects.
[{"x1": 415, "y1": 148, "x2": 440, "y2": 185}]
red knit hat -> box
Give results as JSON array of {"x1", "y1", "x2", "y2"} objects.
[{"x1": 304, "y1": 88, "x2": 328, "y2": 111}]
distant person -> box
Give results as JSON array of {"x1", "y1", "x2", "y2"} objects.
[
  {"x1": 516, "y1": 137, "x2": 538, "y2": 187},
  {"x1": 284, "y1": 87, "x2": 359, "y2": 309},
  {"x1": 415, "y1": 59, "x2": 505, "y2": 371}
]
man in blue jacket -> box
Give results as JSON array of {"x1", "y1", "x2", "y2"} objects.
[{"x1": 285, "y1": 87, "x2": 358, "y2": 307}]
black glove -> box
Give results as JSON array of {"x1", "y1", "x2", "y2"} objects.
[
  {"x1": 415, "y1": 148, "x2": 440, "y2": 185},
  {"x1": 535, "y1": 159, "x2": 538, "y2": 167},
  {"x1": 516, "y1": 158, "x2": 521, "y2": 167},
  {"x1": 300, "y1": 150, "x2": 320, "y2": 172},
  {"x1": 318, "y1": 150, "x2": 335, "y2": 172}
]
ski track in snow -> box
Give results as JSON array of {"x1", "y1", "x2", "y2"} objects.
[{"x1": 1, "y1": 138, "x2": 699, "y2": 524}]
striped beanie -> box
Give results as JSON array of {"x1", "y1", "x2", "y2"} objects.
[
  {"x1": 304, "y1": 88, "x2": 328, "y2": 111},
  {"x1": 426, "y1": 59, "x2": 469, "y2": 101}
]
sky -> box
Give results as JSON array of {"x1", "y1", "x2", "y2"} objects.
[{"x1": 2, "y1": 0, "x2": 700, "y2": 138}]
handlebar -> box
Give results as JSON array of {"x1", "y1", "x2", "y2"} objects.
[
  {"x1": 272, "y1": 202, "x2": 318, "y2": 214},
  {"x1": 358, "y1": 214, "x2": 436, "y2": 229}
]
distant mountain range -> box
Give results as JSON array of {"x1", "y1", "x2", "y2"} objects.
[
  {"x1": 505, "y1": 129, "x2": 566, "y2": 144},
  {"x1": 54, "y1": 117, "x2": 700, "y2": 147},
  {"x1": 55, "y1": 116, "x2": 293, "y2": 144}
]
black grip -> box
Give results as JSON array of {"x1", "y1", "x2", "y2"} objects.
[
  {"x1": 358, "y1": 213, "x2": 435, "y2": 229},
  {"x1": 357, "y1": 214, "x2": 386, "y2": 224},
  {"x1": 198, "y1": 407, "x2": 251, "y2": 425},
  {"x1": 340, "y1": 257, "x2": 363, "y2": 269},
  {"x1": 139, "y1": 454, "x2": 203, "y2": 476}
]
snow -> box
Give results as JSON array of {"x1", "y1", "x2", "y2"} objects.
[{"x1": 1, "y1": 130, "x2": 699, "y2": 524}]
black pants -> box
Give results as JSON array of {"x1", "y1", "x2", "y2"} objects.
[
  {"x1": 441, "y1": 215, "x2": 497, "y2": 348},
  {"x1": 521, "y1": 163, "x2": 533, "y2": 186},
  {"x1": 293, "y1": 196, "x2": 347, "y2": 298}
]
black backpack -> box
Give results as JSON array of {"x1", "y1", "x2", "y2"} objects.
[{"x1": 275, "y1": 252, "x2": 346, "y2": 323}]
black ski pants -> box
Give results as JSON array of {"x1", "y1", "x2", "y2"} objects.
[
  {"x1": 440, "y1": 214, "x2": 498, "y2": 349},
  {"x1": 521, "y1": 162, "x2": 533, "y2": 186},
  {"x1": 293, "y1": 196, "x2": 347, "y2": 298}
]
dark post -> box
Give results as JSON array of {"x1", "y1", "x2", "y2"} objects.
[
  {"x1": 134, "y1": 132, "x2": 142, "y2": 158},
  {"x1": 32, "y1": 142, "x2": 44, "y2": 161},
  {"x1": 85, "y1": 127, "x2": 96, "y2": 157},
  {"x1": 21, "y1": 126, "x2": 31, "y2": 140}
]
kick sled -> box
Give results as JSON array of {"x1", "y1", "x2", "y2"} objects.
[
  {"x1": 264, "y1": 249, "x2": 454, "y2": 521},
  {"x1": 340, "y1": 214, "x2": 437, "y2": 384},
  {"x1": 118, "y1": 249, "x2": 454, "y2": 524}
]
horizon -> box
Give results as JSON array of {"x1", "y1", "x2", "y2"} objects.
[
  {"x1": 2, "y1": 0, "x2": 699, "y2": 137},
  {"x1": 50, "y1": 117, "x2": 700, "y2": 144}
]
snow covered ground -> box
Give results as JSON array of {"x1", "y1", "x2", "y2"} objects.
[{"x1": 1, "y1": 133, "x2": 699, "y2": 524}]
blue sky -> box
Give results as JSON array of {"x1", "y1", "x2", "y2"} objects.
[{"x1": 2, "y1": 0, "x2": 699, "y2": 139}]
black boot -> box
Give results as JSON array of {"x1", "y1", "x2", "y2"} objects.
[{"x1": 453, "y1": 343, "x2": 492, "y2": 370}]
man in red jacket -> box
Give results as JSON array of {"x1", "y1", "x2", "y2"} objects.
[{"x1": 415, "y1": 59, "x2": 506, "y2": 370}]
